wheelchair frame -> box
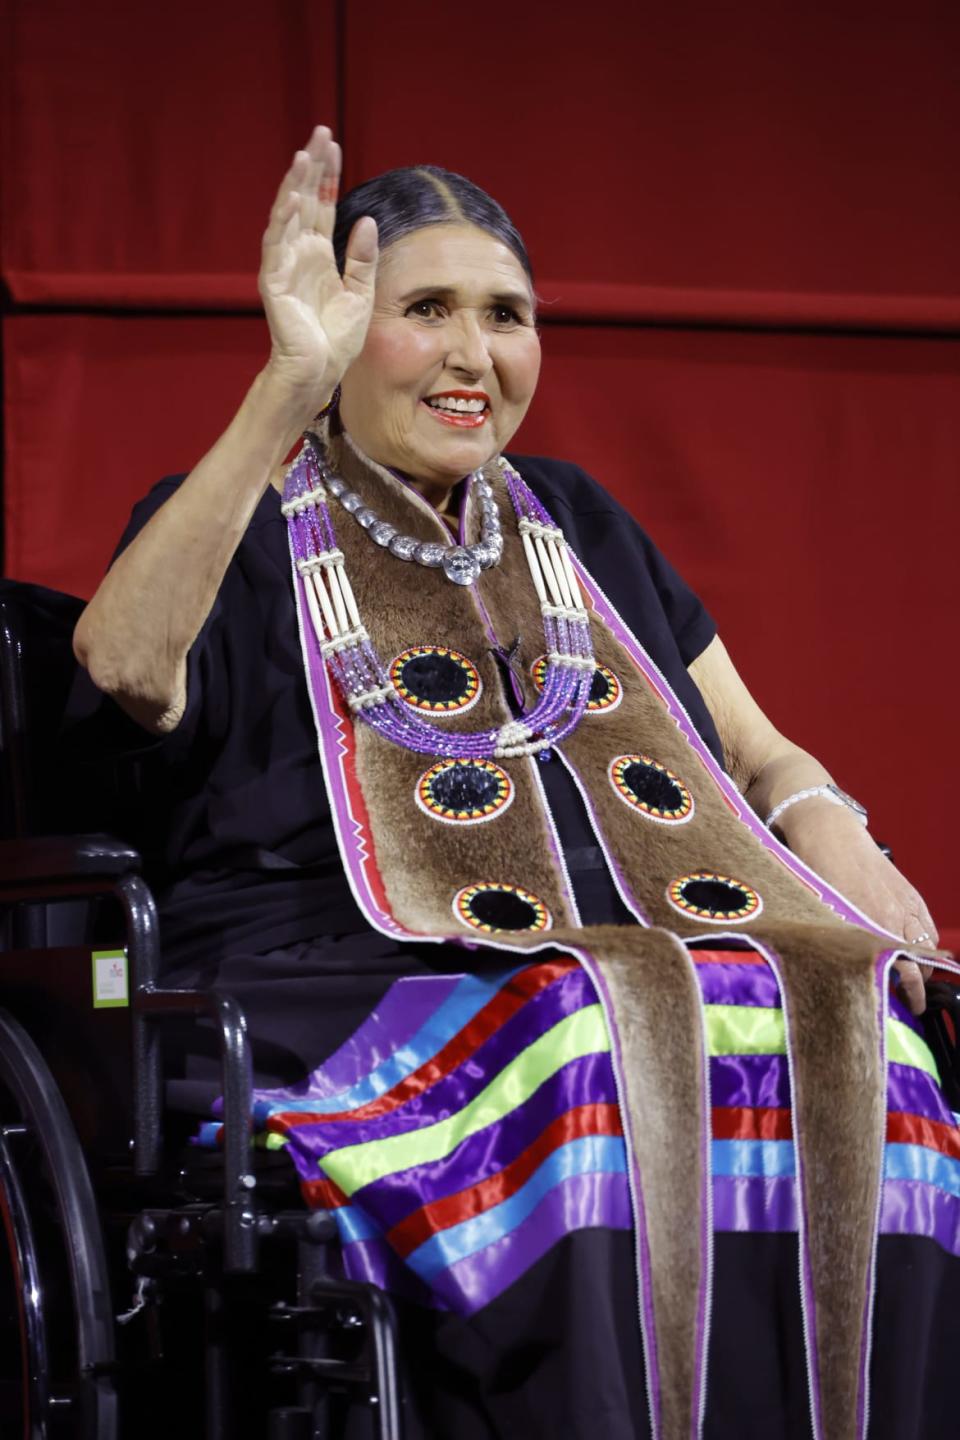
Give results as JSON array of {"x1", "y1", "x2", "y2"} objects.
[
  {"x1": 0, "y1": 584, "x2": 404, "y2": 1440},
  {"x1": 5, "y1": 579, "x2": 960, "y2": 1440}
]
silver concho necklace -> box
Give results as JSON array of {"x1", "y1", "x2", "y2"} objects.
[{"x1": 319, "y1": 467, "x2": 503, "y2": 588}]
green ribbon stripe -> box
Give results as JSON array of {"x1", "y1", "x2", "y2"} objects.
[
  {"x1": 319, "y1": 1005, "x2": 610, "y2": 1196},
  {"x1": 887, "y1": 1016, "x2": 940, "y2": 1083},
  {"x1": 303, "y1": 1003, "x2": 937, "y2": 1192},
  {"x1": 705, "y1": 1005, "x2": 937, "y2": 1083}
]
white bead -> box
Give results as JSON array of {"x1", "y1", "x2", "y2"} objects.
[
  {"x1": 522, "y1": 531, "x2": 549, "y2": 605},
  {"x1": 303, "y1": 575, "x2": 327, "y2": 647},
  {"x1": 335, "y1": 565, "x2": 363, "y2": 629},
  {"x1": 309, "y1": 570, "x2": 338, "y2": 637},
  {"x1": 325, "y1": 564, "x2": 351, "y2": 635}
]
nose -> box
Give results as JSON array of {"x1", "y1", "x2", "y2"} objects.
[{"x1": 445, "y1": 311, "x2": 492, "y2": 380}]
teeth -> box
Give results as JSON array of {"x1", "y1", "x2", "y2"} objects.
[{"x1": 426, "y1": 396, "x2": 487, "y2": 413}]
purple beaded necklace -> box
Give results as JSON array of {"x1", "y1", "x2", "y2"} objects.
[{"x1": 282, "y1": 436, "x2": 596, "y2": 760}]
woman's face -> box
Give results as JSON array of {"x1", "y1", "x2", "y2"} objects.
[{"x1": 339, "y1": 224, "x2": 541, "y2": 487}]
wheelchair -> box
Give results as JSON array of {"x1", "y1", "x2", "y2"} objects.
[
  {"x1": 0, "y1": 579, "x2": 404, "y2": 1440},
  {"x1": 3, "y1": 578, "x2": 960, "y2": 1440}
]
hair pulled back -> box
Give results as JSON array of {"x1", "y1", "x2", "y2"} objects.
[{"x1": 332, "y1": 165, "x2": 533, "y2": 284}]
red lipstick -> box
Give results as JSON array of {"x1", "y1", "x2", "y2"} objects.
[{"x1": 421, "y1": 390, "x2": 491, "y2": 429}]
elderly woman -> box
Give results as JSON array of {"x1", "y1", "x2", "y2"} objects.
[{"x1": 75, "y1": 128, "x2": 955, "y2": 1440}]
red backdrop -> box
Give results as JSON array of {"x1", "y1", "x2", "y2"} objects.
[{"x1": 3, "y1": 0, "x2": 959, "y2": 933}]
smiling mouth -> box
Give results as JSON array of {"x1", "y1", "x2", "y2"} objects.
[{"x1": 421, "y1": 391, "x2": 491, "y2": 430}]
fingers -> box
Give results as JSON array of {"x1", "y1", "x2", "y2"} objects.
[
  {"x1": 290, "y1": 126, "x2": 340, "y2": 238},
  {"x1": 262, "y1": 169, "x2": 306, "y2": 259},
  {"x1": 259, "y1": 199, "x2": 301, "y2": 294},
  {"x1": 904, "y1": 912, "x2": 939, "y2": 950},
  {"x1": 263, "y1": 126, "x2": 341, "y2": 255},
  {"x1": 341, "y1": 216, "x2": 379, "y2": 295},
  {"x1": 916, "y1": 901, "x2": 939, "y2": 946},
  {"x1": 312, "y1": 135, "x2": 341, "y2": 239},
  {"x1": 895, "y1": 960, "x2": 927, "y2": 1016},
  {"x1": 265, "y1": 147, "x2": 311, "y2": 240},
  {"x1": 896, "y1": 898, "x2": 940, "y2": 1014}
]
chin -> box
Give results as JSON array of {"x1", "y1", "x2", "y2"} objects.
[{"x1": 421, "y1": 434, "x2": 502, "y2": 480}]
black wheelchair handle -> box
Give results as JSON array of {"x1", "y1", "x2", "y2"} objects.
[{"x1": 0, "y1": 833, "x2": 141, "y2": 892}]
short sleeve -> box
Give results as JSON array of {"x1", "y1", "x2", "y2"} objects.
[
  {"x1": 505, "y1": 453, "x2": 724, "y2": 766},
  {"x1": 628, "y1": 527, "x2": 716, "y2": 666},
  {"x1": 509, "y1": 455, "x2": 717, "y2": 664}
]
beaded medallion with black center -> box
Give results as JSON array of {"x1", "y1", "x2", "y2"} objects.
[
  {"x1": 609, "y1": 754, "x2": 694, "y2": 824},
  {"x1": 667, "y1": 871, "x2": 762, "y2": 923},
  {"x1": 531, "y1": 655, "x2": 622, "y2": 713},
  {"x1": 415, "y1": 759, "x2": 514, "y2": 825},
  {"x1": 390, "y1": 645, "x2": 482, "y2": 714},
  {"x1": 453, "y1": 882, "x2": 551, "y2": 934}
]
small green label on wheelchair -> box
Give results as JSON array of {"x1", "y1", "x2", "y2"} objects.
[{"x1": 92, "y1": 950, "x2": 129, "y2": 1008}]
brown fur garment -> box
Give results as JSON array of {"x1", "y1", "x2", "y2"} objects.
[
  {"x1": 328, "y1": 432, "x2": 853, "y2": 942},
  {"x1": 755, "y1": 921, "x2": 888, "y2": 1440},
  {"x1": 306, "y1": 433, "x2": 916, "y2": 1440},
  {"x1": 564, "y1": 925, "x2": 709, "y2": 1440}
]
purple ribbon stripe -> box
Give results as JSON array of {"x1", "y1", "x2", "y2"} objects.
[{"x1": 338, "y1": 1170, "x2": 631, "y2": 1317}]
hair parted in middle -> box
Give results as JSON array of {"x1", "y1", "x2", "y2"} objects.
[{"x1": 332, "y1": 165, "x2": 534, "y2": 284}]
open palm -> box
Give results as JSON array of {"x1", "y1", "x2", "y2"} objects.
[{"x1": 259, "y1": 126, "x2": 378, "y2": 411}]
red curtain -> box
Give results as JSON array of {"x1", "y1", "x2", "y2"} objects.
[{"x1": 3, "y1": 0, "x2": 959, "y2": 932}]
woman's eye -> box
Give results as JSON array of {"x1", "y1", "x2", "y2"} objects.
[
  {"x1": 491, "y1": 305, "x2": 522, "y2": 327},
  {"x1": 406, "y1": 298, "x2": 444, "y2": 319}
]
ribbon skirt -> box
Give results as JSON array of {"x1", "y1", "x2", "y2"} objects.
[{"x1": 201, "y1": 948, "x2": 960, "y2": 1439}]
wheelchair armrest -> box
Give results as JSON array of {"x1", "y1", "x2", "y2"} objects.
[{"x1": 0, "y1": 833, "x2": 141, "y2": 902}]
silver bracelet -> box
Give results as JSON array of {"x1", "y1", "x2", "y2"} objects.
[{"x1": 765, "y1": 784, "x2": 868, "y2": 830}]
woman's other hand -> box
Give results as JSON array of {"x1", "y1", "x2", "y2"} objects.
[
  {"x1": 259, "y1": 125, "x2": 378, "y2": 415},
  {"x1": 690, "y1": 635, "x2": 939, "y2": 1015},
  {"x1": 777, "y1": 802, "x2": 937, "y2": 1012}
]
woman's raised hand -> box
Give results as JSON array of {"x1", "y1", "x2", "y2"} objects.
[{"x1": 259, "y1": 126, "x2": 378, "y2": 416}]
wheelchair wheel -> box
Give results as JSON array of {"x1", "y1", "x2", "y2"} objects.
[{"x1": 0, "y1": 1007, "x2": 118, "y2": 1439}]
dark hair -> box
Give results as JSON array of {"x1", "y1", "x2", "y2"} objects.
[{"x1": 332, "y1": 165, "x2": 533, "y2": 284}]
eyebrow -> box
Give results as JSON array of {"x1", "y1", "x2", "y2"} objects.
[{"x1": 397, "y1": 284, "x2": 534, "y2": 311}]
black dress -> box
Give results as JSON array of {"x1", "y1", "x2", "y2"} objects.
[{"x1": 99, "y1": 455, "x2": 720, "y2": 1103}]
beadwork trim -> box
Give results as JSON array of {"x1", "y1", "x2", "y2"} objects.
[
  {"x1": 665, "y1": 871, "x2": 763, "y2": 924},
  {"x1": 452, "y1": 881, "x2": 552, "y2": 934},
  {"x1": 532, "y1": 656, "x2": 623, "y2": 714},
  {"x1": 609, "y1": 754, "x2": 696, "y2": 825},
  {"x1": 389, "y1": 645, "x2": 483, "y2": 715},
  {"x1": 415, "y1": 759, "x2": 515, "y2": 826}
]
